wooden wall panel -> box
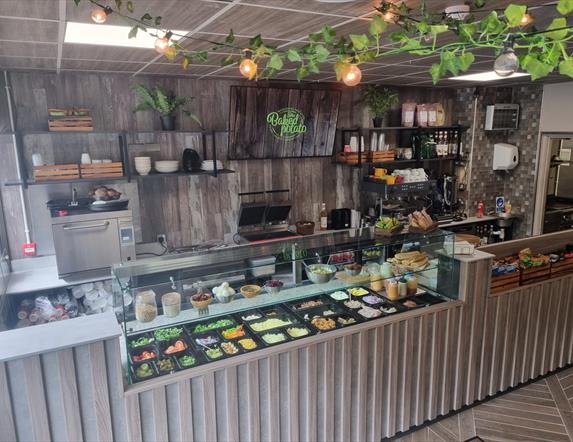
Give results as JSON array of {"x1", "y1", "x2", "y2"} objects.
[{"x1": 1, "y1": 71, "x2": 456, "y2": 257}]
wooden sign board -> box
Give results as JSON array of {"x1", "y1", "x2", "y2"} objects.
[{"x1": 228, "y1": 86, "x2": 341, "y2": 160}]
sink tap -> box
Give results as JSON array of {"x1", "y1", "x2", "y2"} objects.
[{"x1": 70, "y1": 188, "x2": 78, "y2": 206}]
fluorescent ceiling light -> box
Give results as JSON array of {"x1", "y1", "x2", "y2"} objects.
[
  {"x1": 64, "y1": 22, "x2": 187, "y2": 48},
  {"x1": 449, "y1": 71, "x2": 530, "y2": 82}
]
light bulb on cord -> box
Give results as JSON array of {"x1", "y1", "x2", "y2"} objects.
[
  {"x1": 154, "y1": 31, "x2": 173, "y2": 55},
  {"x1": 342, "y1": 64, "x2": 362, "y2": 87},
  {"x1": 382, "y1": 10, "x2": 394, "y2": 22},
  {"x1": 520, "y1": 10, "x2": 534, "y2": 26},
  {"x1": 493, "y1": 44, "x2": 519, "y2": 77},
  {"x1": 91, "y1": 6, "x2": 111, "y2": 23},
  {"x1": 239, "y1": 50, "x2": 257, "y2": 79}
]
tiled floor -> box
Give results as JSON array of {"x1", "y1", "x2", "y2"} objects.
[{"x1": 394, "y1": 366, "x2": 573, "y2": 442}]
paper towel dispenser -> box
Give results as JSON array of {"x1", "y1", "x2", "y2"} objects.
[{"x1": 493, "y1": 143, "x2": 519, "y2": 170}]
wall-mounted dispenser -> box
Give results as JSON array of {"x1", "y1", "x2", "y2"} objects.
[{"x1": 493, "y1": 143, "x2": 519, "y2": 170}]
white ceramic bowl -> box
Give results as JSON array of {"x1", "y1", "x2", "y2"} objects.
[
  {"x1": 155, "y1": 160, "x2": 179, "y2": 173},
  {"x1": 135, "y1": 164, "x2": 152, "y2": 176}
]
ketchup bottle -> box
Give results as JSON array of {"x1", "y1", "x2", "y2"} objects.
[{"x1": 477, "y1": 201, "x2": 485, "y2": 218}]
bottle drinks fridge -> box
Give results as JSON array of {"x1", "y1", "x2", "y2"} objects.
[{"x1": 320, "y1": 203, "x2": 328, "y2": 230}]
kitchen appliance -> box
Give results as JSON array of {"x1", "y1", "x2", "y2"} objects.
[
  {"x1": 237, "y1": 201, "x2": 298, "y2": 243},
  {"x1": 51, "y1": 210, "x2": 135, "y2": 277},
  {"x1": 182, "y1": 148, "x2": 201, "y2": 172},
  {"x1": 485, "y1": 104, "x2": 520, "y2": 130},
  {"x1": 331, "y1": 208, "x2": 351, "y2": 230},
  {"x1": 493, "y1": 143, "x2": 519, "y2": 170}
]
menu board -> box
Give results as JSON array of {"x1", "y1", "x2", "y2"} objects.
[{"x1": 228, "y1": 85, "x2": 341, "y2": 160}]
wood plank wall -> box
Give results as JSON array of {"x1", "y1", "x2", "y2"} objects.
[
  {"x1": 0, "y1": 72, "x2": 454, "y2": 258},
  {"x1": 1, "y1": 255, "x2": 573, "y2": 441}
]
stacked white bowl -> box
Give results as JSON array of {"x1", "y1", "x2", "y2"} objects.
[
  {"x1": 200, "y1": 160, "x2": 224, "y2": 171},
  {"x1": 134, "y1": 156, "x2": 152, "y2": 176},
  {"x1": 155, "y1": 160, "x2": 179, "y2": 173}
]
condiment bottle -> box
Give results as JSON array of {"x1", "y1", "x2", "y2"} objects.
[
  {"x1": 320, "y1": 202, "x2": 328, "y2": 230},
  {"x1": 477, "y1": 200, "x2": 484, "y2": 218}
]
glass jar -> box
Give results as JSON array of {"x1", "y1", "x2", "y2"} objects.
[
  {"x1": 161, "y1": 292, "x2": 181, "y2": 318},
  {"x1": 134, "y1": 290, "x2": 157, "y2": 323},
  {"x1": 370, "y1": 272, "x2": 384, "y2": 292},
  {"x1": 386, "y1": 281, "x2": 399, "y2": 300},
  {"x1": 406, "y1": 275, "x2": 418, "y2": 295}
]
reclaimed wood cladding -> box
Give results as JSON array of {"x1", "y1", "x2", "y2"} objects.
[
  {"x1": 228, "y1": 86, "x2": 341, "y2": 159},
  {"x1": 0, "y1": 72, "x2": 454, "y2": 257}
]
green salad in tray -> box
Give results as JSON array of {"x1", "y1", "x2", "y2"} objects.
[
  {"x1": 192, "y1": 318, "x2": 234, "y2": 334},
  {"x1": 178, "y1": 354, "x2": 197, "y2": 368},
  {"x1": 154, "y1": 327, "x2": 184, "y2": 341},
  {"x1": 129, "y1": 335, "x2": 154, "y2": 348}
]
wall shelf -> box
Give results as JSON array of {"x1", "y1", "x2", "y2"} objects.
[
  {"x1": 134, "y1": 169, "x2": 235, "y2": 179},
  {"x1": 4, "y1": 176, "x2": 128, "y2": 187},
  {"x1": 362, "y1": 179, "x2": 436, "y2": 197}
]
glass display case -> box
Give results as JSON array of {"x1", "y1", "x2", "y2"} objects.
[{"x1": 112, "y1": 228, "x2": 459, "y2": 383}]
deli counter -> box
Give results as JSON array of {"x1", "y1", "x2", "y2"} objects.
[{"x1": 112, "y1": 228, "x2": 459, "y2": 384}]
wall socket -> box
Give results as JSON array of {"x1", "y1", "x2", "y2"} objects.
[{"x1": 157, "y1": 234, "x2": 167, "y2": 245}]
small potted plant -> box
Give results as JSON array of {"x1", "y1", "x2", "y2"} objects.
[
  {"x1": 132, "y1": 83, "x2": 201, "y2": 131},
  {"x1": 362, "y1": 85, "x2": 399, "y2": 128}
]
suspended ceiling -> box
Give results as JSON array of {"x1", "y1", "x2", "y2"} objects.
[{"x1": 0, "y1": 0, "x2": 568, "y2": 87}]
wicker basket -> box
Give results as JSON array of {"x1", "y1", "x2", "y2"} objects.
[
  {"x1": 190, "y1": 295, "x2": 212, "y2": 310},
  {"x1": 296, "y1": 221, "x2": 315, "y2": 235}
]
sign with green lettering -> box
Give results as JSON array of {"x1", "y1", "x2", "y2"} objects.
[{"x1": 266, "y1": 108, "x2": 307, "y2": 141}]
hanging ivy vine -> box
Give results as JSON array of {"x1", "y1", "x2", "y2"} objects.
[{"x1": 75, "y1": 0, "x2": 573, "y2": 84}]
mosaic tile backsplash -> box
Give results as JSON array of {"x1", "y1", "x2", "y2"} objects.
[{"x1": 454, "y1": 84, "x2": 543, "y2": 238}]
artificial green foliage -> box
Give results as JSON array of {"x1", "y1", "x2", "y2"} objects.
[
  {"x1": 76, "y1": 0, "x2": 573, "y2": 85},
  {"x1": 362, "y1": 86, "x2": 399, "y2": 118},
  {"x1": 132, "y1": 83, "x2": 201, "y2": 125}
]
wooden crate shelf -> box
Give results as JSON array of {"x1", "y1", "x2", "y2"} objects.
[
  {"x1": 491, "y1": 270, "x2": 520, "y2": 294},
  {"x1": 33, "y1": 164, "x2": 80, "y2": 181},
  {"x1": 551, "y1": 258, "x2": 573, "y2": 277},
  {"x1": 520, "y1": 265, "x2": 551, "y2": 285},
  {"x1": 80, "y1": 162, "x2": 123, "y2": 179}
]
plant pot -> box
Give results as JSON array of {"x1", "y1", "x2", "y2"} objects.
[
  {"x1": 160, "y1": 115, "x2": 176, "y2": 131},
  {"x1": 372, "y1": 114, "x2": 387, "y2": 128}
]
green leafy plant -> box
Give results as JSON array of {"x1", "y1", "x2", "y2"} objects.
[
  {"x1": 362, "y1": 86, "x2": 399, "y2": 118},
  {"x1": 132, "y1": 83, "x2": 201, "y2": 125},
  {"x1": 76, "y1": 0, "x2": 573, "y2": 85}
]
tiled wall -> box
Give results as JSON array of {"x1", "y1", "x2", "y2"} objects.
[{"x1": 454, "y1": 84, "x2": 543, "y2": 237}]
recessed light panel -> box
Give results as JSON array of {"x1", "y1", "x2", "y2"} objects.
[
  {"x1": 449, "y1": 71, "x2": 530, "y2": 82},
  {"x1": 64, "y1": 22, "x2": 187, "y2": 49}
]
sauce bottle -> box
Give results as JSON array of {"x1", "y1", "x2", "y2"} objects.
[
  {"x1": 477, "y1": 201, "x2": 484, "y2": 218},
  {"x1": 320, "y1": 203, "x2": 328, "y2": 230}
]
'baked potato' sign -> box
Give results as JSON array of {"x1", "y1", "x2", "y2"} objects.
[
  {"x1": 229, "y1": 85, "x2": 341, "y2": 159},
  {"x1": 266, "y1": 108, "x2": 307, "y2": 141}
]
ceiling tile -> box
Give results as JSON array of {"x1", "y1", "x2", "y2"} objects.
[
  {"x1": 65, "y1": 0, "x2": 228, "y2": 30},
  {"x1": 0, "y1": 18, "x2": 58, "y2": 43},
  {"x1": 238, "y1": 0, "x2": 378, "y2": 18},
  {"x1": 0, "y1": 41, "x2": 57, "y2": 58},
  {"x1": 0, "y1": 1, "x2": 60, "y2": 21},
  {"x1": 199, "y1": 4, "x2": 347, "y2": 40},
  {"x1": 60, "y1": 59, "x2": 145, "y2": 72},
  {"x1": 0, "y1": 56, "x2": 56, "y2": 70}
]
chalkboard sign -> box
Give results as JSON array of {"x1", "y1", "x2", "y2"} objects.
[{"x1": 228, "y1": 85, "x2": 341, "y2": 160}]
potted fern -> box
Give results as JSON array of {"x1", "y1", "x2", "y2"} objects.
[
  {"x1": 132, "y1": 83, "x2": 201, "y2": 131},
  {"x1": 362, "y1": 86, "x2": 399, "y2": 128}
]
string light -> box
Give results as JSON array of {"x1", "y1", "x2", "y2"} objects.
[
  {"x1": 382, "y1": 10, "x2": 395, "y2": 22},
  {"x1": 520, "y1": 9, "x2": 534, "y2": 26},
  {"x1": 342, "y1": 64, "x2": 362, "y2": 87},
  {"x1": 154, "y1": 31, "x2": 173, "y2": 55},
  {"x1": 493, "y1": 42, "x2": 519, "y2": 77},
  {"x1": 239, "y1": 50, "x2": 257, "y2": 79},
  {"x1": 91, "y1": 6, "x2": 112, "y2": 24}
]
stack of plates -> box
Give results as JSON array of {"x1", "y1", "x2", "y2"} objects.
[
  {"x1": 155, "y1": 160, "x2": 179, "y2": 173},
  {"x1": 201, "y1": 160, "x2": 224, "y2": 171}
]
